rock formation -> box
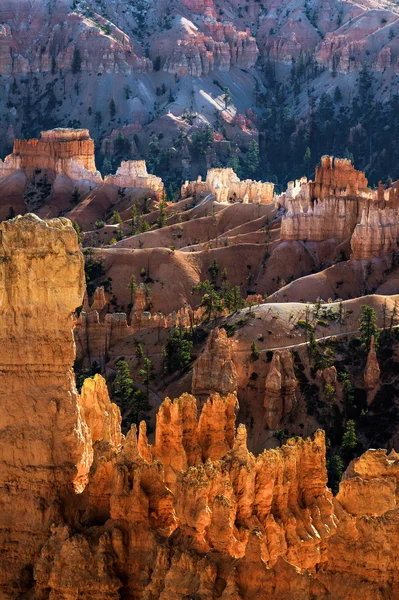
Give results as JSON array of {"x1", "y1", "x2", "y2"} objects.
[
  {"x1": 280, "y1": 157, "x2": 375, "y2": 244},
  {"x1": 0, "y1": 129, "x2": 102, "y2": 184},
  {"x1": 364, "y1": 335, "x2": 380, "y2": 390},
  {"x1": 264, "y1": 350, "x2": 297, "y2": 429},
  {"x1": 75, "y1": 287, "x2": 201, "y2": 369},
  {"x1": 182, "y1": 168, "x2": 274, "y2": 204},
  {"x1": 192, "y1": 328, "x2": 238, "y2": 397},
  {"x1": 0, "y1": 0, "x2": 151, "y2": 76},
  {"x1": 0, "y1": 213, "x2": 91, "y2": 597},
  {"x1": 162, "y1": 25, "x2": 258, "y2": 77},
  {"x1": 351, "y1": 205, "x2": 399, "y2": 260},
  {"x1": 4, "y1": 214, "x2": 399, "y2": 597},
  {"x1": 104, "y1": 160, "x2": 164, "y2": 199},
  {"x1": 80, "y1": 374, "x2": 122, "y2": 449}
]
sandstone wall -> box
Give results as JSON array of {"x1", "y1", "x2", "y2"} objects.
[
  {"x1": 192, "y1": 328, "x2": 238, "y2": 397},
  {"x1": 4, "y1": 214, "x2": 399, "y2": 599},
  {"x1": 0, "y1": 129, "x2": 103, "y2": 184},
  {"x1": 0, "y1": 214, "x2": 91, "y2": 597},
  {"x1": 104, "y1": 160, "x2": 164, "y2": 198},
  {"x1": 182, "y1": 167, "x2": 274, "y2": 204},
  {"x1": 351, "y1": 205, "x2": 399, "y2": 260}
]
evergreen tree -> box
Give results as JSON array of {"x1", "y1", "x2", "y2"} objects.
[
  {"x1": 242, "y1": 140, "x2": 260, "y2": 179},
  {"x1": 327, "y1": 454, "x2": 344, "y2": 494},
  {"x1": 124, "y1": 84, "x2": 132, "y2": 99},
  {"x1": 157, "y1": 199, "x2": 167, "y2": 228},
  {"x1": 193, "y1": 280, "x2": 223, "y2": 321},
  {"x1": 110, "y1": 210, "x2": 122, "y2": 225},
  {"x1": 223, "y1": 86, "x2": 232, "y2": 110},
  {"x1": 71, "y1": 186, "x2": 80, "y2": 204},
  {"x1": 135, "y1": 343, "x2": 144, "y2": 360},
  {"x1": 359, "y1": 305, "x2": 380, "y2": 352},
  {"x1": 165, "y1": 327, "x2": 193, "y2": 373},
  {"x1": 72, "y1": 47, "x2": 82, "y2": 74},
  {"x1": 102, "y1": 158, "x2": 112, "y2": 175},
  {"x1": 114, "y1": 359, "x2": 134, "y2": 411},
  {"x1": 274, "y1": 430, "x2": 287, "y2": 446},
  {"x1": 138, "y1": 357, "x2": 154, "y2": 401},
  {"x1": 341, "y1": 419, "x2": 358, "y2": 459},
  {"x1": 147, "y1": 135, "x2": 161, "y2": 172},
  {"x1": 334, "y1": 86, "x2": 343, "y2": 103},
  {"x1": 109, "y1": 97, "x2": 116, "y2": 118},
  {"x1": 6, "y1": 206, "x2": 15, "y2": 220},
  {"x1": 250, "y1": 341, "x2": 260, "y2": 361},
  {"x1": 208, "y1": 259, "x2": 219, "y2": 282},
  {"x1": 128, "y1": 275, "x2": 137, "y2": 305}
]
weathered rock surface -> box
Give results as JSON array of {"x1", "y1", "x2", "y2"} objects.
[
  {"x1": 0, "y1": 213, "x2": 90, "y2": 597},
  {"x1": 264, "y1": 349, "x2": 297, "y2": 429},
  {"x1": 192, "y1": 327, "x2": 238, "y2": 396},
  {"x1": 182, "y1": 168, "x2": 274, "y2": 204},
  {"x1": 4, "y1": 214, "x2": 399, "y2": 599},
  {"x1": 104, "y1": 160, "x2": 164, "y2": 199},
  {"x1": 0, "y1": 128, "x2": 102, "y2": 184},
  {"x1": 351, "y1": 205, "x2": 399, "y2": 260},
  {"x1": 280, "y1": 156, "x2": 373, "y2": 243},
  {"x1": 364, "y1": 335, "x2": 380, "y2": 390}
]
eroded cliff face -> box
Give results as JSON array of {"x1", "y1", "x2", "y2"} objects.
[
  {"x1": 4, "y1": 215, "x2": 399, "y2": 599},
  {"x1": 192, "y1": 328, "x2": 238, "y2": 397},
  {"x1": 280, "y1": 156, "x2": 373, "y2": 244},
  {"x1": 0, "y1": 214, "x2": 90, "y2": 597},
  {"x1": 182, "y1": 168, "x2": 275, "y2": 204},
  {"x1": 0, "y1": 128, "x2": 102, "y2": 184},
  {"x1": 264, "y1": 350, "x2": 297, "y2": 429},
  {"x1": 278, "y1": 156, "x2": 399, "y2": 263}
]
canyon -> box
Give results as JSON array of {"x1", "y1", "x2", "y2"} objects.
[
  {"x1": 3, "y1": 0, "x2": 399, "y2": 596},
  {"x1": 2, "y1": 213, "x2": 399, "y2": 599},
  {"x1": 2, "y1": 0, "x2": 399, "y2": 192}
]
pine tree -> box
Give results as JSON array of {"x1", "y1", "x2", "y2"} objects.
[
  {"x1": 359, "y1": 305, "x2": 380, "y2": 352},
  {"x1": 72, "y1": 47, "x2": 82, "y2": 74},
  {"x1": 165, "y1": 327, "x2": 193, "y2": 373},
  {"x1": 250, "y1": 341, "x2": 260, "y2": 361},
  {"x1": 327, "y1": 454, "x2": 344, "y2": 494},
  {"x1": 135, "y1": 343, "x2": 144, "y2": 360},
  {"x1": 138, "y1": 357, "x2": 154, "y2": 401},
  {"x1": 208, "y1": 259, "x2": 219, "y2": 282},
  {"x1": 242, "y1": 140, "x2": 260, "y2": 179},
  {"x1": 128, "y1": 275, "x2": 137, "y2": 305},
  {"x1": 157, "y1": 199, "x2": 167, "y2": 228},
  {"x1": 114, "y1": 359, "x2": 134, "y2": 411},
  {"x1": 341, "y1": 419, "x2": 358, "y2": 459},
  {"x1": 223, "y1": 86, "x2": 232, "y2": 110},
  {"x1": 124, "y1": 84, "x2": 132, "y2": 99},
  {"x1": 334, "y1": 86, "x2": 342, "y2": 103},
  {"x1": 109, "y1": 97, "x2": 116, "y2": 118},
  {"x1": 110, "y1": 210, "x2": 122, "y2": 225}
]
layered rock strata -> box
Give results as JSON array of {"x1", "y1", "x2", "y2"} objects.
[
  {"x1": 0, "y1": 214, "x2": 90, "y2": 597},
  {"x1": 351, "y1": 205, "x2": 399, "y2": 260},
  {"x1": 280, "y1": 156, "x2": 375, "y2": 244},
  {"x1": 4, "y1": 215, "x2": 399, "y2": 598},
  {"x1": 75, "y1": 287, "x2": 201, "y2": 369},
  {"x1": 0, "y1": 129, "x2": 102, "y2": 184},
  {"x1": 104, "y1": 160, "x2": 164, "y2": 199},
  {"x1": 182, "y1": 168, "x2": 274, "y2": 204}
]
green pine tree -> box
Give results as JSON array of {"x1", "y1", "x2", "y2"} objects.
[{"x1": 359, "y1": 305, "x2": 380, "y2": 352}]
